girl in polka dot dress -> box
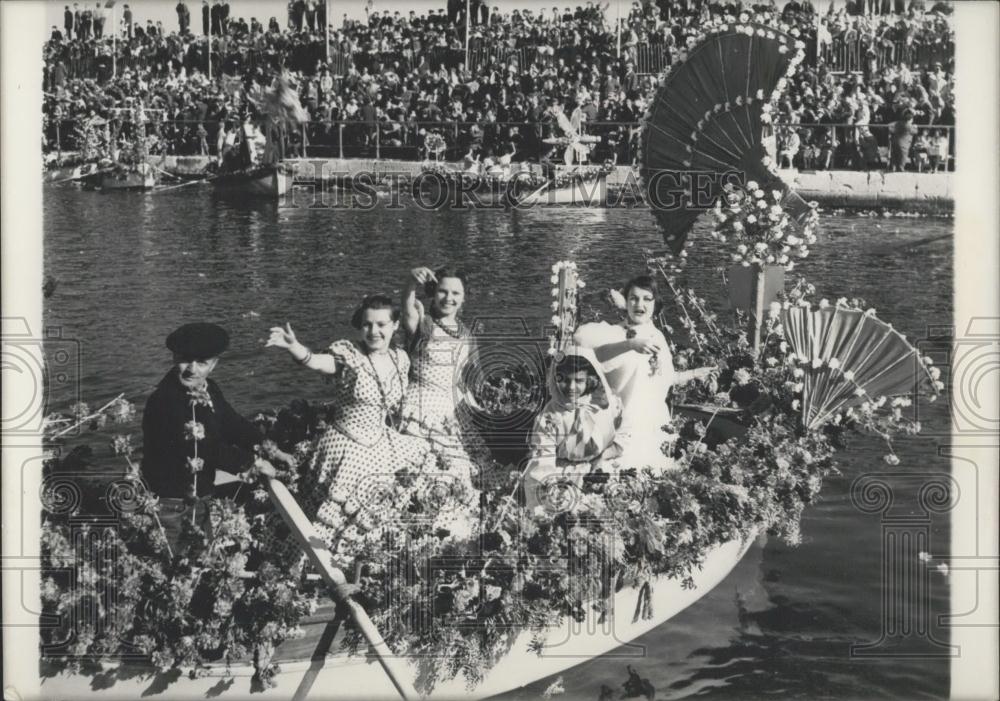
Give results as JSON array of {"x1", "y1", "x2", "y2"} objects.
[
  {"x1": 267, "y1": 295, "x2": 437, "y2": 562},
  {"x1": 399, "y1": 267, "x2": 489, "y2": 519}
]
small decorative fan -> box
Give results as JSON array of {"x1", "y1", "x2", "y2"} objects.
[
  {"x1": 781, "y1": 305, "x2": 938, "y2": 429},
  {"x1": 639, "y1": 22, "x2": 816, "y2": 255}
]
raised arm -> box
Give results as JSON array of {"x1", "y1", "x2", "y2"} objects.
[
  {"x1": 266, "y1": 323, "x2": 338, "y2": 375},
  {"x1": 401, "y1": 266, "x2": 434, "y2": 336}
]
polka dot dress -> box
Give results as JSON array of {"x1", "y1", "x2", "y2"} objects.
[
  {"x1": 303, "y1": 340, "x2": 432, "y2": 550},
  {"x1": 399, "y1": 317, "x2": 489, "y2": 511}
]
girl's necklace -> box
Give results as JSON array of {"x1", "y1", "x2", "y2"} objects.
[
  {"x1": 431, "y1": 314, "x2": 463, "y2": 339},
  {"x1": 366, "y1": 350, "x2": 405, "y2": 429}
]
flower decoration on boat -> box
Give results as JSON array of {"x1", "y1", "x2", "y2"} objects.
[
  {"x1": 547, "y1": 261, "x2": 584, "y2": 356},
  {"x1": 711, "y1": 183, "x2": 818, "y2": 271}
]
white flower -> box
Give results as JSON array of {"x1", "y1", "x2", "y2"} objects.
[
  {"x1": 843, "y1": 370, "x2": 855, "y2": 381},
  {"x1": 793, "y1": 367, "x2": 804, "y2": 378},
  {"x1": 929, "y1": 367, "x2": 941, "y2": 380},
  {"x1": 828, "y1": 358, "x2": 841, "y2": 369},
  {"x1": 918, "y1": 551, "x2": 932, "y2": 562},
  {"x1": 551, "y1": 301, "x2": 560, "y2": 311},
  {"x1": 772, "y1": 190, "x2": 782, "y2": 202},
  {"x1": 550, "y1": 274, "x2": 559, "y2": 284},
  {"x1": 755, "y1": 242, "x2": 768, "y2": 252},
  {"x1": 882, "y1": 453, "x2": 900, "y2": 466},
  {"x1": 734, "y1": 368, "x2": 753, "y2": 386},
  {"x1": 746, "y1": 180, "x2": 759, "y2": 191},
  {"x1": 746, "y1": 215, "x2": 757, "y2": 224},
  {"x1": 732, "y1": 221, "x2": 743, "y2": 232},
  {"x1": 818, "y1": 298, "x2": 830, "y2": 309},
  {"x1": 936, "y1": 563, "x2": 949, "y2": 577},
  {"x1": 791, "y1": 399, "x2": 800, "y2": 410},
  {"x1": 550, "y1": 315, "x2": 561, "y2": 326},
  {"x1": 737, "y1": 244, "x2": 748, "y2": 254},
  {"x1": 551, "y1": 263, "x2": 561, "y2": 273},
  {"x1": 754, "y1": 189, "x2": 766, "y2": 199},
  {"x1": 793, "y1": 382, "x2": 804, "y2": 393},
  {"x1": 757, "y1": 200, "x2": 768, "y2": 210},
  {"x1": 769, "y1": 301, "x2": 782, "y2": 317},
  {"x1": 811, "y1": 358, "x2": 822, "y2": 369},
  {"x1": 766, "y1": 356, "x2": 778, "y2": 366}
]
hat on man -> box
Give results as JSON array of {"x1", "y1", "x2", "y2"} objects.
[{"x1": 166, "y1": 323, "x2": 229, "y2": 359}]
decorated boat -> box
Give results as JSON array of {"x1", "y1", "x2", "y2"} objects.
[
  {"x1": 35, "y1": 22, "x2": 945, "y2": 701},
  {"x1": 414, "y1": 162, "x2": 613, "y2": 208},
  {"x1": 85, "y1": 161, "x2": 157, "y2": 192}
]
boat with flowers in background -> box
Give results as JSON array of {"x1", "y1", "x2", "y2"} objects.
[{"x1": 36, "y1": 20, "x2": 946, "y2": 701}]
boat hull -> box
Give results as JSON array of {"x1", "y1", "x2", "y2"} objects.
[
  {"x1": 516, "y1": 177, "x2": 608, "y2": 207},
  {"x1": 38, "y1": 532, "x2": 757, "y2": 700},
  {"x1": 213, "y1": 167, "x2": 293, "y2": 198}
]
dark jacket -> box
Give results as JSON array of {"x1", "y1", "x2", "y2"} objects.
[{"x1": 141, "y1": 370, "x2": 260, "y2": 498}]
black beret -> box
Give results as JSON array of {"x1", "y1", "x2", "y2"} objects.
[{"x1": 166, "y1": 323, "x2": 229, "y2": 360}]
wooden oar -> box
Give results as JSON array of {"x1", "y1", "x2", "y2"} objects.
[
  {"x1": 152, "y1": 176, "x2": 214, "y2": 194},
  {"x1": 264, "y1": 477, "x2": 420, "y2": 701}
]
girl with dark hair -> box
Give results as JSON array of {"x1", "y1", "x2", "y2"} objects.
[
  {"x1": 574, "y1": 275, "x2": 714, "y2": 474},
  {"x1": 399, "y1": 265, "x2": 483, "y2": 507},
  {"x1": 523, "y1": 347, "x2": 623, "y2": 511},
  {"x1": 266, "y1": 295, "x2": 435, "y2": 554}
]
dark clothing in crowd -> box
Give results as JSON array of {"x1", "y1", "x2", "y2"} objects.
[{"x1": 141, "y1": 370, "x2": 260, "y2": 499}]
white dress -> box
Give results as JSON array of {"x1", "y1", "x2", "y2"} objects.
[{"x1": 573, "y1": 321, "x2": 676, "y2": 473}]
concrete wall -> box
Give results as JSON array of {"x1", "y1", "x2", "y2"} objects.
[{"x1": 133, "y1": 156, "x2": 954, "y2": 209}]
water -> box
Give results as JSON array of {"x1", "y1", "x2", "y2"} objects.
[{"x1": 43, "y1": 186, "x2": 952, "y2": 700}]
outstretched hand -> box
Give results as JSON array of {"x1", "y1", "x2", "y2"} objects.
[
  {"x1": 266, "y1": 323, "x2": 297, "y2": 349},
  {"x1": 410, "y1": 266, "x2": 437, "y2": 286}
]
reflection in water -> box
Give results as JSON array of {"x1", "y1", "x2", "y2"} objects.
[{"x1": 43, "y1": 186, "x2": 951, "y2": 700}]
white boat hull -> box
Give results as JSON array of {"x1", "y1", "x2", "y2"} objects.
[
  {"x1": 38, "y1": 533, "x2": 756, "y2": 700},
  {"x1": 214, "y1": 167, "x2": 293, "y2": 198},
  {"x1": 518, "y1": 177, "x2": 607, "y2": 207}
]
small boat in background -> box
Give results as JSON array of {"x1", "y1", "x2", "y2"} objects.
[
  {"x1": 212, "y1": 163, "x2": 294, "y2": 199},
  {"x1": 88, "y1": 162, "x2": 157, "y2": 192}
]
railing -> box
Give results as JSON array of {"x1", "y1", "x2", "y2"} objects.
[
  {"x1": 772, "y1": 122, "x2": 954, "y2": 171},
  {"x1": 45, "y1": 118, "x2": 646, "y2": 165},
  {"x1": 819, "y1": 35, "x2": 953, "y2": 74},
  {"x1": 44, "y1": 117, "x2": 955, "y2": 172}
]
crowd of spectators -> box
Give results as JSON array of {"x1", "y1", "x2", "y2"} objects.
[{"x1": 43, "y1": 0, "x2": 955, "y2": 172}]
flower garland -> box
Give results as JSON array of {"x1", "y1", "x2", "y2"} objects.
[{"x1": 547, "y1": 260, "x2": 585, "y2": 356}]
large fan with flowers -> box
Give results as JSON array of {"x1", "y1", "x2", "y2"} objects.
[
  {"x1": 639, "y1": 20, "x2": 815, "y2": 254},
  {"x1": 781, "y1": 303, "x2": 942, "y2": 430}
]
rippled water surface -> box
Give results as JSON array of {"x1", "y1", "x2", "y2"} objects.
[{"x1": 44, "y1": 186, "x2": 952, "y2": 700}]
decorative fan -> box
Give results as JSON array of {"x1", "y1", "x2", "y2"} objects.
[
  {"x1": 781, "y1": 306, "x2": 937, "y2": 429},
  {"x1": 639, "y1": 22, "x2": 815, "y2": 254}
]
